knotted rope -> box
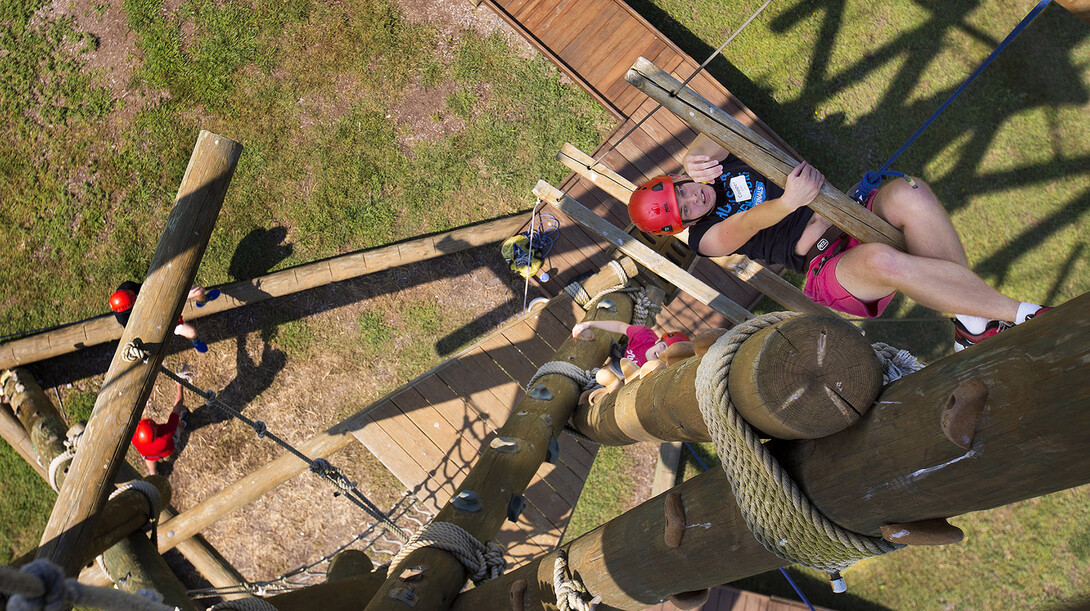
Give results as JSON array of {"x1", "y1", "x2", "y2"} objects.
[
  {"x1": 563, "y1": 261, "x2": 631, "y2": 308},
  {"x1": 0, "y1": 561, "x2": 173, "y2": 611},
  {"x1": 871, "y1": 342, "x2": 924, "y2": 384},
  {"x1": 47, "y1": 424, "x2": 84, "y2": 492},
  {"x1": 120, "y1": 340, "x2": 151, "y2": 363},
  {"x1": 694, "y1": 312, "x2": 904, "y2": 572},
  {"x1": 387, "y1": 522, "x2": 505, "y2": 585},
  {"x1": 553, "y1": 549, "x2": 599, "y2": 611}
]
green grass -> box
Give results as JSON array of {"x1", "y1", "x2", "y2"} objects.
[{"x1": 563, "y1": 445, "x2": 639, "y2": 543}]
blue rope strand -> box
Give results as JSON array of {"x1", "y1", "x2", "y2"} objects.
[{"x1": 864, "y1": 0, "x2": 1052, "y2": 190}]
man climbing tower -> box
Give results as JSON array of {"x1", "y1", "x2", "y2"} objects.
[
  {"x1": 109, "y1": 281, "x2": 220, "y2": 353},
  {"x1": 628, "y1": 134, "x2": 1048, "y2": 351},
  {"x1": 132, "y1": 369, "x2": 191, "y2": 476}
]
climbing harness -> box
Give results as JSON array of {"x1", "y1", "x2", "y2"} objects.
[
  {"x1": 694, "y1": 312, "x2": 904, "y2": 574},
  {"x1": 857, "y1": 0, "x2": 1054, "y2": 196},
  {"x1": 387, "y1": 521, "x2": 506, "y2": 585},
  {"x1": 0, "y1": 560, "x2": 173, "y2": 611},
  {"x1": 553, "y1": 549, "x2": 600, "y2": 611},
  {"x1": 504, "y1": 212, "x2": 559, "y2": 280}
]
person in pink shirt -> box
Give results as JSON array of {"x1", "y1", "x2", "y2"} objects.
[{"x1": 571, "y1": 320, "x2": 690, "y2": 366}]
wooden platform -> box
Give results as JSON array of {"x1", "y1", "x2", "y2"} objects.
[{"x1": 355, "y1": 0, "x2": 804, "y2": 575}]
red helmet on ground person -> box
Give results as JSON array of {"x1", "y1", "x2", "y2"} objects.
[
  {"x1": 109, "y1": 289, "x2": 137, "y2": 313},
  {"x1": 134, "y1": 419, "x2": 156, "y2": 446},
  {"x1": 629, "y1": 175, "x2": 683, "y2": 235},
  {"x1": 660, "y1": 331, "x2": 691, "y2": 347}
]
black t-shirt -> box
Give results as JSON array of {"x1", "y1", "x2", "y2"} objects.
[{"x1": 686, "y1": 156, "x2": 813, "y2": 272}]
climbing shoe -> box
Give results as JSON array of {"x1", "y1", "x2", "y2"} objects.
[
  {"x1": 191, "y1": 338, "x2": 208, "y2": 353},
  {"x1": 952, "y1": 318, "x2": 1010, "y2": 352},
  {"x1": 1022, "y1": 305, "x2": 1052, "y2": 322},
  {"x1": 195, "y1": 288, "x2": 220, "y2": 307}
]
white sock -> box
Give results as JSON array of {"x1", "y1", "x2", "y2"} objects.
[
  {"x1": 1015, "y1": 302, "x2": 1043, "y2": 325},
  {"x1": 954, "y1": 314, "x2": 990, "y2": 335}
]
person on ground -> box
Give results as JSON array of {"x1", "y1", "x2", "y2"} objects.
[
  {"x1": 109, "y1": 281, "x2": 220, "y2": 353},
  {"x1": 132, "y1": 373, "x2": 191, "y2": 476},
  {"x1": 628, "y1": 133, "x2": 1049, "y2": 351}
]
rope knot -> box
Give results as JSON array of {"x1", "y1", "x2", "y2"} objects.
[
  {"x1": 388, "y1": 522, "x2": 506, "y2": 585},
  {"x1": 121, "y1": 339, "x2": 151, "y2": 363},
  {"x1": 553, "y1": 549, "x2": 599, "y2": 611},
  {"x1": 10, "y1": 560, "x2": 73, "y2": 611},
  {"x1": 252, "y1": 420, "x2": 267, "y2": 438},
  {"x1": 204, "y1": 390, "x2": 216, "y2": 406}
]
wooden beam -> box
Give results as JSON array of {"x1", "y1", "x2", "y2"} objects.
[
  {"x1": 0, "y1": 396, "x2": 47, "y2": 480},
  {"x1": 454, "y1": 293, "x2": 1090, "y2": 609},
  {"x1": 650, "y1": 442, "x2": 683, "y2": 496},
  {"x1": 2, "y1": 368, "x2": 69, "y2": 484},
  {"x1": 534, "y1": 180, "x2": 753, "y2": 325},
  {"x1": 36, "y1": 130, "x2": 242, "y2": 575},
  {"x1": 625, "y1": 57, "x2": 907, "y2": 251},
  {"x1": 0, "y1": 213, "x2": 530, "y2": 370},
  {"x1": 362, "y1": 263, "x2": 639, "y2": 611},
  {"x1": 557, "y1": 142, "x2": 837, "y2": 316},
  {"x1": 101, "y1": 531, "x2": 199, "y2": 611}
]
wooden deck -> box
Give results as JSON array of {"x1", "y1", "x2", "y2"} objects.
[{"x1": 356, "y1": 0, "x2": 808, "y2": 590}]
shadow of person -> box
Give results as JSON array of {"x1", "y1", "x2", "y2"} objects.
[
  {"x1": 186, "y1": 328, "x2": 286, "y2": 433},
  {"x1": 229, "y1": 226, "x2": 293, "y2": 281}
]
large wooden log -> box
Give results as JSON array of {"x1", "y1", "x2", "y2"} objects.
[
  {"x1": 0, "y1": 399, "x2": 46, "y2": 480},
  {"x1": 573, "y1": 314, "x2": 877, "y2": 444},
  {"x1": 534, "y1": 181, "x2": 752, "y2": 324},
  {"x1": 454, "y1": 293, "x2": 1090, "y2": 610},
  {"x1": 0, "y1": 213, "x2": 530, "y2": 370},
  {"x1": 1, "y1": 368, "x2": 69, "y2": 485},
  {"x1": 625, "y1": 57, "x2": 907, "y2": 251},
  {"x1": 12, "y1": 476, "x2": 171, "y2": 568},
  {"x1": 557, "y1": 143, "x2": 834, "y2": 316},
  {"x1": 100, "y1": 532, "x2": 198, "y2": 611},
  {"x1": 362, "y1": 266, "x2": 638, "y2": 611},
  {"x1": 37, "y1": 130, "x2": 242, "y2": 574}
]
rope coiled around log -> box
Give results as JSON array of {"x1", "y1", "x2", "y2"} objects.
[
  {"x1": 387, "y1": 522, "x2": 506, "y2": 585},
  {"x1": 694, "y1": 312, "x2": 904, "y2": 572},
  {"x1": 0, "y1": 561, "x2": 173, "y2": 611}
]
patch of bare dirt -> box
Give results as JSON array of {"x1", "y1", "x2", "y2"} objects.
[
  {"x1": 388, "y1": 81, "x2": 466, "y2": 153},
  {"x1": 396, "y1": 0, "x2": 536, "y2": 61}
]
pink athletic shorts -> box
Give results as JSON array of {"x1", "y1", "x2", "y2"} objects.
[{"x1": 802, "y1": 190, "x2": 895, "y2": 318}]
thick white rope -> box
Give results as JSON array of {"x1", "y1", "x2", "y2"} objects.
[
  {"x1": 387, "y1": 522, "x2": 505, "y2": 585},
  {"x1": 553, "y1": 549, "x2": 599, "y2": 611},
  {"x1": 0, "y1": 561, "x2": 174, "y2": 611}
]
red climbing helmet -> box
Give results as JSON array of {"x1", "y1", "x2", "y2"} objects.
[
  {"x1": 661, "y1": 331, "x2": 691, "y2": 347},
  {"x1": 109, "y1": 289, "x2": 137, "y2": 313},
  {"x1": 629, "y1": 175, "x2": 683, "y2": 235},
  {"x1": 134, "y1": 419, "x2": 156, "y2": 446}
]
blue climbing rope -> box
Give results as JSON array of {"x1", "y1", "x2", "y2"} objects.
[
  {"x1": 683, "y1": 442, "x2": 819, "y2": 610},
  {"x1": 856, "y1": 0, "x2": 1053, "y2": 199}
]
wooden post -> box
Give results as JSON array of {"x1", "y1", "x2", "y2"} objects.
[
  {"x1": 1055, "y1": 0, "x2": 1090, "y2": 24},
  {"x1": 0, "y1": 213, "x2": 529, "y2": 370},
  {"x1": 11, "y1": 475, "x2": 171, "y2": 568},
  {"x1": 453, "y1": 293, "x2": 1090, "y2": 610},
  {"x1": 557, "y1": 142, "x2": 836, "y2": 316},
  {"x1": 534, "y1": 180, "x2": 753, "y2": 325},
  {"x1": 1, "y1": 368, "x2": 69, "y2": 484},
  {"x1": 572, "y1": 314, "x2": 878, "y2": 444},
  {"x1": 624, "y1": 57, "x2": 907, "y2": 251},
  {"x1": 0, "y1": 399, "x2": 47, "y2": 480},
  {"x1": 362, "y1": 265, "x2": 638, "y2": 611},
  {"x1": 100, "y1": 532, "x2": 199, "y2": 611},
  {"x1": 37, "y1": 130, "x2": 242, "y2": 574},
  {"x1": 265, "y1": 567, "x2": 386, "y2": 610}
]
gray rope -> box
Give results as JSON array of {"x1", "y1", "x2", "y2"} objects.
[
  {"x1": 387, "y1": 522, "x2": 505, "y2": 585},
  {"x1": 872, "y1": 342, "x2": 925, "y2": 384},
  {"x1": 157, "y1": 366, "x2": 410, "y2": 543},
  {"x1": 120, "y1": 340, "x2": 151, "y2": 363},
  {"x1": 563, "y1": 261, "x2": 630, "y2": 309},
  {"x1": 553, "y1": 549, "x2": 599, "y2": 611},
  {"x1": 108, "y1": 480, "x2": 163, "y2": 543},
  {"x1": 1, "y1": 561, "x2": 173, "y2": 611},
  {"x1": 694, "y1": 312, "x2": 903, "y2": 573},
  {"x1": 526, "y1": 361, "x2": 598, "y2": 392}
]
